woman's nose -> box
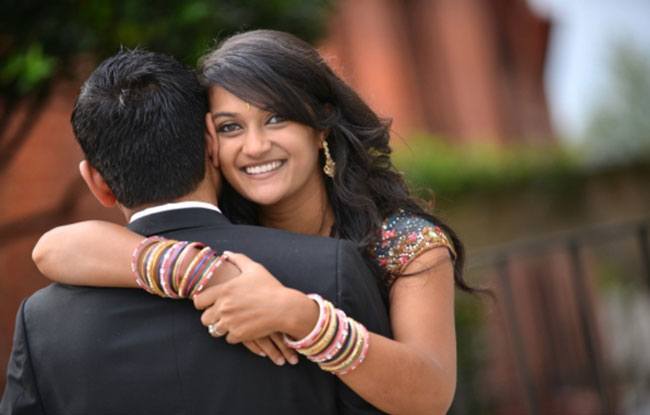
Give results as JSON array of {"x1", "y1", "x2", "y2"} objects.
[{"x1": 241, "y1": 127, "x2": 272, "y2": 157}]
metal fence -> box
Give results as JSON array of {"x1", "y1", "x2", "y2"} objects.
[{"x1": 462, "y1": 217, "x2": 650, "y2": 415}]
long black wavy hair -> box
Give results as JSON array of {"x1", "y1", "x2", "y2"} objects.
[{"x1": 198, "y1": 30, "x2": 474, "y2": 295}]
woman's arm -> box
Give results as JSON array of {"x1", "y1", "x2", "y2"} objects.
[
  {"x1": 332, "y1": 248, "x2": 456, "y2": 415},
  {"x1": 33, "y1": 221, "x2": 142, "y2": 287},
  {"x1": 33, "y1": 222, "x2": 298, "y2": 364},
  {"x1": 194, "y1": 248, "x2": 457, "y2": 415}
]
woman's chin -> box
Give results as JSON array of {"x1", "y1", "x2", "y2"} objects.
[{"x1": 241, "y1": 190, "x2": 287, "y2": 207}]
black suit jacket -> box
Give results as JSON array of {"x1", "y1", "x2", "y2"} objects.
[{"x1": 1, "y1": 208, "x2": 391, "y2": 415}]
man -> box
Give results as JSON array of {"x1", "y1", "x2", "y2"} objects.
[{"x1": 0, "y1": 49, "x2": 390, "y2": 414}]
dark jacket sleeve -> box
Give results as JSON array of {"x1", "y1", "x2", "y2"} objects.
[
  {"x1": 335, "y1": 240, "x2": 391, "y2": 415},
  {"x1": 0, "y1": 300, "x2": 45, "y2": 415}
]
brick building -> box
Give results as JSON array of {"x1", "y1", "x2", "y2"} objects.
[{"x1": 0, "y1": 0, "x2": 554, "y2": 408}]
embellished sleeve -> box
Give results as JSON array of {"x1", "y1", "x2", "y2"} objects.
[{"x1": 369, "y1": 210, "x2": 457, "y2": 283}]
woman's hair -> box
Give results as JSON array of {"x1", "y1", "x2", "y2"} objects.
[{"x1": 198, "y1": 29, "x2": 474, "y2": 295}]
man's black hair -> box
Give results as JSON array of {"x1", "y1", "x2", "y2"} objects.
[{"x1": 71, "y1": 48, "x2": 208, "y2": 208}]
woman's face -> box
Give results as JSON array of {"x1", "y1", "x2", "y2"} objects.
[{"x1": 207, "y1": 86, "x2": 324, "y2": 207}]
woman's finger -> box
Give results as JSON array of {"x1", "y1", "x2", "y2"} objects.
[
  {"x1": 200, "y1": 306, "x2": 221, "y2": 327},
  {"x1": 193, "y1": 285, "x2": 220, "y2": 310},
  {"x1": 255, "y1": 336, "x2": 287, "y2": 366},
  {"x1": 221, "y1": 251, "x2": 253, "y2": 272},
  {"x1": 270, "y1": 332, "x2": 299, "y2": 365},
  {"x1": 243, "y1": 340, "x2": 267, "y2": 358},
  {"x1": 208, "y1": 321, "x2": 227, "y2": 338}
]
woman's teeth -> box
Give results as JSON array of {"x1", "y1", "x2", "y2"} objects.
[{"x1": 244, "y1": 160, "x2": 283, "y2": 175}]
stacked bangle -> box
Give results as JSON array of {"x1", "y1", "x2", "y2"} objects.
[
  {"x1": 132, "y1": 236, "x2": 224, "y2": 299},
  {"x1": 283, "y1": 294, "x2": 370, "y2": 375}
]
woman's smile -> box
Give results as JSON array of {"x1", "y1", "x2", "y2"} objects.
[{"x1": 241, "y1": 159, "x2": 286, "y2": 177}]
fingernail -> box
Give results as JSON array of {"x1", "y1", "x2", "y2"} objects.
[
  {"x1": 288, "y1": 356, "x2": 298, "y2": 365},
  {"x1": 276, "y1": 358, "x2": 285, "y2": 366},
  {"x1": 259, "y1": 352, "x2": 266, "y2": 357}
]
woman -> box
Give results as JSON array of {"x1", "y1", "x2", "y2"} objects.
[{"x1": 34, "y1": 30, "x2": 471, "y2": 414}]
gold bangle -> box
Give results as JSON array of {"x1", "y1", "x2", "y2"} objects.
[
  {"x1": 146, "y1": 240, "x2": 176, "y2": 296},
  {"x1": 146, "y1": 241, "x2": 169, "y2": 297},
  {"x1": 320, "y1": 319, "x2": 358, "y2": 370},
  {"x1": 138, "y1": 242, "x2": 159, "y2": 284},
  {"x1": 179, "y1": 246, "x2": 212, "y2": 297},
  {"x1": 333, "y1": 321, "x2": 367, "y2": 374},
  {"x1": 322, "y1": 319, "x2": 365, "y2": 373},
  {"x1": 171, "y1": 242, "x2": 197, "y2": 293},
  {"x1": 299, "y1": 301, "x2": 338, "y2": 356}
]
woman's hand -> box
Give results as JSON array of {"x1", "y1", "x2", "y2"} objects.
[
  {"x1": 193, "y1": 252, "x2": 319, "y2": 365},
  {"x1": 194, "y1": 252, "x2": 290, "y2": 341},
  {"x1": 241, "y1": 334, "x2": 299, "y2": 366}
]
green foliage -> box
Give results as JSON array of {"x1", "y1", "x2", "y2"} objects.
[
  {"x1": 393, "y1": 136, "x2": 582, "y2": 199},
  {"x1": 583, "y1": 44, "x2": 650, "y2": 166},
  {"x1": 1, "y1": 44, "x2": 56, "y2": 95},
  {"x1": 1, "y1": 0, "x2": 333, "y2": 99}
]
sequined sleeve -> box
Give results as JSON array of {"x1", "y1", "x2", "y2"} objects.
[{"x1": 370, "y1": 210, "x2": 457, "y2": 283}]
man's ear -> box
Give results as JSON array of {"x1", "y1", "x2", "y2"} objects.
[
  {"x1": 205, "y1": 112, "x2": 219, "y2": 169},
  {"x1": 79, "y1": 160, "x2": 117, "y2": 208}
]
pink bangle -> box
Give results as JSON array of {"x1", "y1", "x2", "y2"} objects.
[
  {"x1": 159, "y1": 242, "x2": 185, "y2": 298},
  {"x1": 131, "y1": 236, "x2": 165, "y2": 292},
  {"x1": 190, "y1": 255, "x2": 224, "y2": 298},
  {"x1": 309, "y1": 309, "x2": 349, "y2": 363},
  {"x1": 337, "y1": 323, "x2": 370, "y2": 376},
  {"x1": 283, "y1": 294, "x2": 327, "y2": 349}
]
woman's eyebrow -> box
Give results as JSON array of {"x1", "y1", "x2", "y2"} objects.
[{"x1": 211, "y1": 111, "x2": 238, "y2": 119}]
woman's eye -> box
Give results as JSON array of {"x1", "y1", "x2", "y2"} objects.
[
  {"x1": 217, "y1": 123, "x2": 241, "y2": 134},
  {"x1": 267, "y1": 114, "x2": 286, "y2": 125}
]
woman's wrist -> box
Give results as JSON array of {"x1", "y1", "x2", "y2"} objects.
[{"x1": 278, "y1": 289, "x2": 320, "y2": 339}]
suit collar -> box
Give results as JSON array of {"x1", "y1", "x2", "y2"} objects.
[{"x1": 127, "y1": 207, "x2": 231, "y2": 236}]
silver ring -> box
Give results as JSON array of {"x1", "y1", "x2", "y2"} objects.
[{"x1": 208, "y1": 323, "x2": 225, "y2": 337}]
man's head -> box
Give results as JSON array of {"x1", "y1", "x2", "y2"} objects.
[{"x1": 72, "y1": 49, "x2": 215, "y2": 213}]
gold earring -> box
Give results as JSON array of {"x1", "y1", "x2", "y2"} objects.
[{"x1": 322, "y1": 139, "x2": 336, "y2": 178}]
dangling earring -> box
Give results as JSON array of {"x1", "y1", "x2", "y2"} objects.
[{"x1": 322, "y1": 139, "x2": 336, "y2": 178}]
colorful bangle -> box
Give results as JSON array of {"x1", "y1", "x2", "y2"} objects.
[
  {"x1": 178, "y1": 244, "x2": 208, "y2": 297},
  {"x1": 172, "y1": 242, "x2": 201, "y2": 294},
  {"x1": 338, "y1": 324, "x2": 370, "y2": 376},
  {"x1": 328, "y1": 321, "x2": 366, "y2": 373},
  {"x1": 284, "y1": 294, "x2": 328, "y2": 349},
  {"x1": 159, "y1": 242, "x2": 186, "y2": 298},
  {"x1": 181, "y1": 247, "x2": 212, "y2": 297},
  {"x1": 299, "y1": 301, "x2": 337, "y2": 356},
  {"x1": 146, "y1": 240, "x2": 176, "y2": 296},
  {"x1": 131, "y1": 236, "x2": 165, "y2": 292},
  {"x1": 190, "y1": 255, "x2": 224, "y2": 297},
  {"x1": 320, "y1": 318, "x2": 358, "y2": 368},
  {"x1": 309, "y1": 309, "x2": 349, "y2": 363}
]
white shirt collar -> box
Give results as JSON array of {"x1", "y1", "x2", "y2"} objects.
[{"x1": 129, "y1": 201, "x2": 222, "y2": 223}]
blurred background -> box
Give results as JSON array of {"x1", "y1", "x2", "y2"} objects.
[{"x1": 1, "y1": 0, "x2": 649, "y2": 413}]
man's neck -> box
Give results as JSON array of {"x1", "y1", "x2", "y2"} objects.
[{"x1": 123, "y1": 180, "x2": 220, "y2": 222}]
